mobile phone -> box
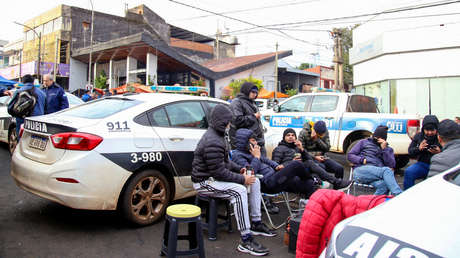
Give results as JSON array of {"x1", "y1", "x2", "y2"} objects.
[{"x1": 428, "y1": 145, "x2": 437, "y2": 149}]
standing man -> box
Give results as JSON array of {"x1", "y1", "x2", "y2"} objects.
[
  {"x1": 191, "y1": 104, "x2": 272, "y2": 256},
  {"x1": 347, "y1": 125, "x2": 403, "y2": 195},
  {"x1": 42, "y1": 74, "x2": 69, "y2": 114},
  {"x1": 428, "y1": 119, "x2": 460, "y2": 177},
  {"x1": 229, "y1": 82, "x2": 266, "y2": 155},
  {"x1": 298, "y1": 120, "x2": 345, "y2": 179},
  {"x1": 8, "y1": 74, "x2": 46, "y2": 137},
  {"x1": 403, "y1": 115, "x2": 441, "y2": 189}
]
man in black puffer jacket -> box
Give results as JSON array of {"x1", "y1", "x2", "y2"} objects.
[
  {"x1": 272, "y1": 128, "x2": 352, "y2": 190},
  {"x1": 403, "y1": 115, "x2": 441, "y2": 190},
  {"x1": 191, "y1": 104, "x2": 274, "y2": 256},
  {"x1": 229, "y1": 82, "x2": 266, "y2": 155}
]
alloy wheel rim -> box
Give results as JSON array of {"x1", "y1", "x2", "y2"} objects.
[{"x1": 130, "y1": 176, "x2": 167, "y2": 221}]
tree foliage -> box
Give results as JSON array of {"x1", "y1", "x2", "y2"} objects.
[
  {"x1": 94, "y1": 70, "x2": 107, "y2": 89},
  {"x1": 297, "y1": 63, "x2": 315, "y2": 70},
  {"x1": 228, "y1": 76, "x2": 264, "y2": 97},
  {"x1": 286, "y1": 88, "x2": 298, "y2": 97}
]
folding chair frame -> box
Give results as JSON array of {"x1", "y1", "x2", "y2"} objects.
[
  {"x1": 261, "y1": 192, "x2": 294, "y2": 229},
  {"x1": 347, "y1": 166, "x2": 375, "y2": 195}
]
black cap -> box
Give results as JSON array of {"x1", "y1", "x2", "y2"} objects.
[
  {"x1": 283, "y1": 128, "x2": 297, "y2": 139},
  {"x1": 314, "y1": 121, "x2": 327, "y2": 135},
  {"x1": 438, "y1": 119, "x2": 460, "y2": 137},
  {"x1": 373, "y1": 125, "x2": 388, "y2": 140}
]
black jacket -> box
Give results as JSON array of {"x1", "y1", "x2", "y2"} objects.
[
  {"x1": 408, "y1": 115, "x2": 441, "y2": 164},
  {"x1": 272, "y1": 140, "x2": 312, "y2": 166},
  {"x1": 229, "y1": 83, "x2": 264, "y2": 147},
  {"x1": 191, "y1": 104, "x2": 244, "y2": 184}
]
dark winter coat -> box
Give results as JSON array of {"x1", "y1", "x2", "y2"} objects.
[
  {"x1": 229, "y1": 83, "x2": 264, "y2": 147},
  {"x1": 347, "y1": 138, "x2": 396, "y2": 168},
  {"x1": 271, "y1": 140, "x2": 312, "y2": 166},
  {"x1": 191, "y1": 104, "x2": 244, "y2": 184},
  {"x1": 43, "y1": 82, "x2": 69, "y2": 114},
  {"x1": 298, "y1": 121, "x2": 331, "y2": 156},
  {"x1": 408, "y1": 115, "x2": 441, "y2": 164},
  {"x1": 231, "y1": 128, "x2": 279, "y2": 184}
]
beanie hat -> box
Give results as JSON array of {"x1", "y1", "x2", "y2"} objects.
[
  {"x1": 283, "y1": 128, "x2": 297, "y2": 140},
  {"x1": 373, "y1": 125, "x2": 388, "y2": 140},
  {"x1": 422, "y1": 115, "x2": 439, "y2": 131},
  {"x1": 313, "y1": 121, "x2": 327, "y2": 135},
  {"x1": 438, "y1": 119, "x2": 460, "y2": 138}
]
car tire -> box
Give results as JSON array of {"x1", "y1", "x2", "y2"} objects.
[
  {"x1": 8, "y1": 127, "x2": 17, "y2": 155},
  {"x1": 120, "y1": 169, "x2": 170, "y2": 226}
]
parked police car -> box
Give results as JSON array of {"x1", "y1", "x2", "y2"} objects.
[
  {"x1": 0, "y1": 91, "x2": 83, "y2": 154},
  {"x1": 321, "y1": 162, "x2": 460, "y2": 257},
  {"x1": 10, "y1": 93, "x2": 227, "y2": 225}
]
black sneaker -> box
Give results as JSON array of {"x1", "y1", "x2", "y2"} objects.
[
  {"x1": 251, "y1": 222, "x2": 277, "y2": 237},
  {"x1": 264, "y1": 198, "x2": 279, "y2": 214},
  {"x1": 333, "y1": 179, "x2": 353, "y2": 191},
  {"x1": 237, "y1": 238, "x2": 269, "y2": 256}
]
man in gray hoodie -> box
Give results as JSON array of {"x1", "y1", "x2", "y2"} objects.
[{"x1": 429, "y1": 119, "x2": 460, "y2": 177}]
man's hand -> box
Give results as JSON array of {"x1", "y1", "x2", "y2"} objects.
[
  {"x1": 314, "y1": 155, "x2": 325, "y2": 162},
  {"x1": 240, "y1": 167, "x2": 247, "y2": 174},
  {"x1": 428, "y1": 146, "x2": 441, "y2": 154},
  {"x1": 275, "y1": 165, "x2": 284, "y2": 171},
  {"x1": 3, "y1": 90, "x2": 12, "y2": 96},
  {"x1": 254, "y1": 112, "x2": 261, "y2": 119},
  {"x1": 294, "y1": 140, "x2": 304, "y2": 152},
  {"x1": 378, "y1": 138, "x2": 388, "y2": 149},
  {"x1": 419, "y1": 140, "x2": 428, "y2": 151},
  {"x1": 311, "y1": 129, "x2": 317, "y2": 140},
  {"x1": 363, "y1": 158, "x2": 367, "y2": 165},
  {"x1": 244, "y1": 174, "x2": 256, "y2": 185},
  {"x1": 249, "y1": 144, "x2": 261, "y2": 159}
]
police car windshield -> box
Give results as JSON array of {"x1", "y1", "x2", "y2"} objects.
[{"x1": 60, "y1": 98, "x2": 142, "y2": 119}]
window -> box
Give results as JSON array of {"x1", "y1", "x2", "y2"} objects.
[
  {"x1": 164, "y1": 102, "x2": 207, "y2": 129},
  {"x1": 61, "y1": 98, "x2": 142, "y2": 119},
  {"x1": 347, "y1": 95, "x2": 378, "y2": 113},
  {"x1": 310, "y1": 95, "x2": 338, "y2": 112},
  {"x1": 149, "y1": 108, "x2": 170, "y2": 127},
  {"x1": 279, "y1": 96, "x2": 308, "y2": 112}
]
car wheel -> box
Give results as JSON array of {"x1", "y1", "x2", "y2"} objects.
[
  {"x1": 120, "y1": 169, "x2": 170, "y2": 226},
  {"x1": 8, "y1": 127, "x2": 17, "y2": 154}
]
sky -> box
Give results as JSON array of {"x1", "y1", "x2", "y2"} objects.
[{"x1": 1, "y1": 0, "x2": 459, "y2": 67}]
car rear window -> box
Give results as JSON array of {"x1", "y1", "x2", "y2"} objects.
[
  {"x1": 60, "y1": 98, "x2": 142, "y2": 119},
  {"x1": 347, "y1": 95, "x2": 378, "y2": 113}
]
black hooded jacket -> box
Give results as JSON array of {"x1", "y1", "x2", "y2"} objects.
[
  {"x1": 191, "y1": 104, "x2": 245, "y2": 184},
  {"x1": 408, "y1": 115, "x2": 441, "y2": 164},
  {"x1": 272, "y1": 140, "x2": 313, "y2": 166},
  {"x1": 229, "y1": 83, "x2": 264, "y2": 146}
]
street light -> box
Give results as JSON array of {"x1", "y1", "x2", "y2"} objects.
[
  {"x1": 14, "y1": 21, "x2": 41, "y2": 83},
  {"x1": 87, "y1": 0, "x2": 94, "y2": 91}
]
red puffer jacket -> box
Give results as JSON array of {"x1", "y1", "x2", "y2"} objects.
[{"x1": 296, "y1": 189, "x2": 391, "y2": 258}]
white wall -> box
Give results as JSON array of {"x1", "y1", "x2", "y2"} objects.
[
  {"x1": 214, "y1": 61, "x2": 275, "y2": 98},
  {"x1": 69, "y1": 57, "x2": 87, "y2": 92}
]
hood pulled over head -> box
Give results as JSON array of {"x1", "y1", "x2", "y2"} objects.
[
  {"x1": 235, "y1": 128, "x2": 255, "y2": 151},
  {"x1": 209, "y1": 104, "x2": 233, "y2": 134},
  {"x1": 240, "y1": 82, "x2": 258, "y2": 98}
]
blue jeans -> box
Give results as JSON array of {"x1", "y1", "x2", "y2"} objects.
[
  {"x1": 353, "y1": 165, "x2": 402, "y2": 195},
  {"x1": 403, "y1": 162, "x2": 430, "y2": 190}
]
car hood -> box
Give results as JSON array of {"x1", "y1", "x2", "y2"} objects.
[{"x1": 341, "y1": 169, "x2": 460, "y2": 257}]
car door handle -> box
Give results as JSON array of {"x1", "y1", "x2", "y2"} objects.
[
  {"x1": 324, "y1": 117, "x2": 334, "y2": 119},
  {"x1": 169, "y1": 137, "x2": 184, "y2": 142}
]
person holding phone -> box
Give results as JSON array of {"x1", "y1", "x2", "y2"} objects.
[{"x1": 403, "y1": 115, "x2": 441, "y2": 190}]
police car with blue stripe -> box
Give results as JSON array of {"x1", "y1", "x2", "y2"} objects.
[
  {"x1": 262, "y1": 92, "x2": 420, "y2": 169},
  {"x1": 10, "y1": 93, "x2": 227, "y2": 225}
]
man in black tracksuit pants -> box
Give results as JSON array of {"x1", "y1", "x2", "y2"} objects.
[{"x1": 191, "y1": 104, "x2": 274, "y2": 256}]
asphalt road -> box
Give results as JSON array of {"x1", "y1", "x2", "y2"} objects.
[{"x1": 0, "y1": 144, "x2": 406, "y2": 258}]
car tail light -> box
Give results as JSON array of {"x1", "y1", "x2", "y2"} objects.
[
  {"x1": 51, "y1": 132, "x2": 103, "y2": 151},
  {"x1": 56, "y1": 178, "x2": 79, "y2": 183},
  {"x1": 19, "y1": 124, "x2": 24, "y2": 138},
  {"x1": 407, "y1": 119, "x2": 420, "y2": 139}
]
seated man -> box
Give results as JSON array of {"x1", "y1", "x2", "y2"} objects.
[
  {"x1": 347, "y1": 125, "x2": 403, "y2": 195},
  {"x1": 231, "y1": 128, "x2": 317, "y2": 199},
  {"x1": 272, "y1": 128, "x2": 352, "y2": 190},
  {"x1": 428, "y1": 119, "x2": 460, "y2": 177},
  {"x1": 404, "y1": 115, "x2": 441, "y2": 190},
  {"x1": 298, "y1": 120, "x2": 345, "y2": 179},
  {"x1": 191, "y1": 104, "x2": 273, "y2": 256}
]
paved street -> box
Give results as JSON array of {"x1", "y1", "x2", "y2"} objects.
[{"x1": 0, "y1": 143, "x2": 407, "y2": 258}]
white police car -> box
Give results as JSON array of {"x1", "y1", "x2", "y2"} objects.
[
  {"x1": 321, "y1": 162, "x2": 460, "y2": 258},
  {"x1": 11, "y1": 93, "x2": 228, "y2": 225}
]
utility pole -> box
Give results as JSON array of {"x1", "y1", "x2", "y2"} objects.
[
  {"x1": 274, "y1": 42, "x2": 279, "y2": 98},
  {"x1": 332, "y1": 29, "x2": 344, "y2": 91},
  {"x1": 14, "y1": 21, "x2": 41, "y2": 83},
  {"x1": 87, "y1": 0, "x2": 95, "y2": 91},
  {"x1": 216, "y1": 28, "x2": 220, "y2": 60}
]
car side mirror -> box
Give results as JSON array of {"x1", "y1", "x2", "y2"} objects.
[{"x1": 273, "y1": 105, "x2": 280, "y2": 112}]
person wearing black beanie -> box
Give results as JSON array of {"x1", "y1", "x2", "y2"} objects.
[{"x1": 404, "y1": 115, "x2": 441, "y2": 190}]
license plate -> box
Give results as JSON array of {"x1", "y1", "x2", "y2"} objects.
[{"x1": 29, "y1": 135, "x2": 48, "y2": 151}]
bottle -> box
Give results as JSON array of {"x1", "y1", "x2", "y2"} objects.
[{"x1": 245, "y1": 165, "x2": 253, "y2": 193}]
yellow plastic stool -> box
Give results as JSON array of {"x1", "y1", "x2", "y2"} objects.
[{"x1": 161, "y1": 204, "x2": 205, "y2": 258}]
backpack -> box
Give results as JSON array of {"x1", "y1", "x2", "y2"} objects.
[{"x1": 8, "y1": 87, "x2": 37, "y2": 118}]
